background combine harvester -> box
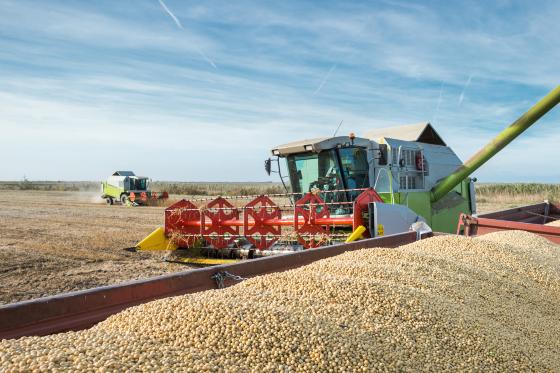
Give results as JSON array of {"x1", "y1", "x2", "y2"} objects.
[
  {"x1": 101, "y1": 171, "x2": 168, "y2": 206},
  {"x1": 137, "y1": 85, "x2": 560, "y2": 263}
]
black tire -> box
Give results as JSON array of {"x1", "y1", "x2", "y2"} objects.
[
  {"x1": 120, "y1": 194, "x2": 129, "y2": 205},
  {"x1": 106, "y1": 197, "x2": 113, "y2": 205}
]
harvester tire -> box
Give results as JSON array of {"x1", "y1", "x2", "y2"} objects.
[
  {"x1": 106, "y1": 197, "x2": 113, "y2": 205},
  {"x1": 120, "y1": 194, "x2": 129, "y2": 205}
]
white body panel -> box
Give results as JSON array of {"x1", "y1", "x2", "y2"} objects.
[
  {"x1": 371, "y1": 203, "x2": 427, "y2": 237},
  {"x1": 107, "y1": 175, "x2": 126, "y2": 188},
  {"x1": 380, "y1": 138, "x2": 463, "y2": 192}
]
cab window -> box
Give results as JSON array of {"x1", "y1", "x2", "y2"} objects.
[
  {"x1": 338, "y1": 147, "x2": 370, "y2": 193},
  {"x1": 287, "y1": 150, "x2": 342, "y2": 194}
]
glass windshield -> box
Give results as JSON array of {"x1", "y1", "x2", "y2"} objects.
[
  {"x1": 132, "y1": 178, "x2": 147, "y2": 190},
  {"x1": 286, "y1": 147, "x2": 371, "y2": 213},
  {"x1": 338, "y1": 147, "x2": 370, "y2": 196},
  {"x1": 287, "y1": 150, "x2": 343, "y2": 197}
]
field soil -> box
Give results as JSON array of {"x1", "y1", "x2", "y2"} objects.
[
  {"x1": 0, "y1": 190, "x2": 520, "y2": 305},
  {"x1": 0, "y1": 190, "x2": 188, "y2": 305}
]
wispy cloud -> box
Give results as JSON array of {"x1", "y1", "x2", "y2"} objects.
[
  {"x1": 157, "y1": 0, "x2": 217, "y2": 68},
  {"x1": 432, "y1": 82, "x2": 444, "y2": 125},
  {"x1": 1, "y1": 0, "x2": 559, "y2": 181},
  {"x1": 158, "y1": 0, "x2": 183, "y2": 29},
  {"x1": 194, "y1": 46, "x2": 217, "y2": 69},
  {"x1": 313, "y1": 63, "x2": 337, "y2": 96},
  {"x1": 458, "y1": 74, "x2": 473, "y2": 106}
]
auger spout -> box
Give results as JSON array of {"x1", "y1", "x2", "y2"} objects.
[{"x1": 430, "y1": 85, "x2": 560, "y2": 203}]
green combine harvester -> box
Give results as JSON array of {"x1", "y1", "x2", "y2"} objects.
[
  {"x1": 101, "y1": 171, "x2": 168, "y2": 206},
  {"x1": 136, "y1": 85, "x2": 559, "y2": 261}
]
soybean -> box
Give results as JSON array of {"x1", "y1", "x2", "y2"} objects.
[{"x1": 1, "y1": 231, "x2": 559, "y2": 372}]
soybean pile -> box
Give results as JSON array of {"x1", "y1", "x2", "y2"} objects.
[
  {"x1": 1, "y1": 231, "x2": 559, "y2": 372},
  {"x1": 546, "y1": 219, "x2": 560, "y2": 227}
]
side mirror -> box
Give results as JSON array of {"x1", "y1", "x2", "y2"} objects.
[{"x1": 264, "y1": 158, "x2": 272, "y2": 175}]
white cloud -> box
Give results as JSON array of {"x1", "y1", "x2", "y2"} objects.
[{"x1": 0, "y1": 0, "x2": 559, "y2": 181}]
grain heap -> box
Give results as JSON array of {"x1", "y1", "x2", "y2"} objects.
[
  {"x1": 545, "y1": 219, "x2": 560, "y2": 227},
  {"x1": 1, "y1": 231, "x2": 559, "y2": 372}
]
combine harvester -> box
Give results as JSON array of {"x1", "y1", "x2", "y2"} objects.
[
  {"x1": 101, "y1": 171, "x2": 168, "y2": 206},
  {"x1": 1, "y1": 85, "x2": 558, "y2": 341},
  {"x1": 136, "y1": 86, "x2": 560, "y2": 262}
]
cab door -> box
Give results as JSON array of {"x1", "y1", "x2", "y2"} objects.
[{"x1": 337, "y1": 146, "x2": 370, "y2": 200}]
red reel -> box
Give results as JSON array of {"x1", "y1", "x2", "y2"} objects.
[
  {"x1": 353, "y1": 188, "x2": 384, "y2": 238},
  {"x1": 201, "y1": 197, "x2": 239, "y2": 249},
  {"x1": 294, "y1": 193, "x2": 330, "y2": 248},
  {"x1": 244, "y1": 195, "x2": 281, "y2": 250},
  {"x1": 165, "y1": 199, "x2": 200, "y2": 248}
]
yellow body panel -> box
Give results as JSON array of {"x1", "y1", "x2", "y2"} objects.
[
  {"x1": 172, "y1": 257, "x2": 240, "y2": 265},
  {"x1": 345, "y1": 225, "x2": 366, "y2": 243},
  {"x1": 136, "y1": 227, "x2": 177, "y2": 251}
]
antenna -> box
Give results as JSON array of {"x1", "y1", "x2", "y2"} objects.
[{"x1": 333, "y1": 120, "x2": 344, "y2": 137}]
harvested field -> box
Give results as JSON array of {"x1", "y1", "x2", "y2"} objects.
[
  {"x1": 0, "y1": 188, "x2": 530, "y2": 305},
  {"x1": 0, "y1": 190, "x2": 188, "y2": 305},
  {"x1": 1, "y1": 231, "x2": 559, "y2": 371}
]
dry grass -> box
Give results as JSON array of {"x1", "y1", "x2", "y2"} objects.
[
  {"x1": 0, "y1": 180, "x2": 286, "y2": 196},
  {"x1": 152, "y1": 181, "x2": 287, "y2": 196},
  {"x1": 476, "y1": 183, "x2": 560, "y2": 212},
  {"x1": 0, "y1": 190, "x2": 188, "y2": 305},
  {"x1": 0, "y1": 180, "x2": 98, "y2": 192}
]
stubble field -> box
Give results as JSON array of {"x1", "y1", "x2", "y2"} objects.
[
  {"x1": 0, "y1": 183, "x2": 557, "y2": 305},
  {"x1": 0, "y1": 190, "x2": 186, "y2": 305}
]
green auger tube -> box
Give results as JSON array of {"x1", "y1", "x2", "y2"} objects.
[{"x1": 431, "y1": 85, "x2": 560, "y2": 203}]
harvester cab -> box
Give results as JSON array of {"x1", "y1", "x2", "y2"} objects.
[
  {"x1": 101, "y1": 171, "x2": 168, "y2": 206},
  {"x1": 271, "y1": 122, "x2": 475, "y2": 234}
]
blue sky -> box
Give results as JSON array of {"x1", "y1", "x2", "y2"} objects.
[{"x1": 0, "y1": 0, "x2": 559, "y2": 182}]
